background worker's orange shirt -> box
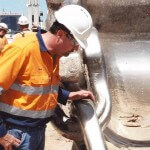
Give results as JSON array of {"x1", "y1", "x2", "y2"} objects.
[{"x1": 13, "y1": 30, "x2": 35, "y2": 41}]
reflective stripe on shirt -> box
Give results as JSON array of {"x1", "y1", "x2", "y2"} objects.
[
  {"x1": 10, "y1": 82, "x2": 59, "y2": 95},
  {"x1": 0, "y1": 102, "x2": 55, "y2": 118},
  {"x1": 0, "y1": 86, "x2": 4, "y2": 95}
]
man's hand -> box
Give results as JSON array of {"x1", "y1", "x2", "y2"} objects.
[
  {"x1": 68, "y1": 90, "x2": 95, "y2": 101},
  {"x1": 0, "y1": 133, "x2": 21, "y2": 150}
]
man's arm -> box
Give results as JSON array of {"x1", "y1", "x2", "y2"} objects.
[
  {"x1": 68, "y1": 90, "x2": 95, "y2": 101},
  {"x1": 58, "y1": 87, "x2": 95, "y2": 105},
  {"x1": 58, "y1": 87, "x2": 70, "y2": 105},
  {"x1": 0, "y1": 45, "x2": 24, "y2": 149}
]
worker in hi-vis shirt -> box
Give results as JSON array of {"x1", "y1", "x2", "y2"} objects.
[
  {"x1": 13, "y1": 15, "x2": 35, "y2": 41},
  {"x1": 0, "y1": 5, "x2": 95, "y2": 150}
]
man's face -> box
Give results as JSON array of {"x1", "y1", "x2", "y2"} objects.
[
  {"x1": 59, "y1": 31, "x2": 79, "y2": 57},
  {"x1": 0, "y1": 28, "x2": 7, "y2": 38}
]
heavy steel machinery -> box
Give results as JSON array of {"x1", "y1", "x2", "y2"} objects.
[{"x1": 45, "y1": 0, "x2": 150, "y2": 149}]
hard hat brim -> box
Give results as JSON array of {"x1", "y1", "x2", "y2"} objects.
[{"x1": 73, "y1": 35, "x2": 87, "y2": 49}]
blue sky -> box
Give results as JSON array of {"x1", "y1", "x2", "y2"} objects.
[{"x1": 0, "y1": 0, "x2": 48, "y2": 21}]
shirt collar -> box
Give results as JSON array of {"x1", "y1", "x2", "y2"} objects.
[{"x1": 36, "y1": 28, "x2": 48, "y2": 52}]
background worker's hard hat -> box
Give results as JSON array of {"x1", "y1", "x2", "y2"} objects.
[
  {"x1": 18, "y1": 16, "x2": 29, "y2": 25},
  {"x1": 55, "y1": 4, "x2": 93, "y2": 49},
  {"x1": 0, "y1": 23, "x2": 8, "y2": 31}
]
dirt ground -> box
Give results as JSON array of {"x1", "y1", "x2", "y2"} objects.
[
  {"x1": 44, "y1": 104, "x2": 75, "y2": 150},
  {"x1": 45, "y1": 122, "x2": 74, "y2": 150}
]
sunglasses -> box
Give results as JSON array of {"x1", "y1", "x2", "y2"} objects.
[
  {"x1": 65, "y1": 32, "x2": 77, "y2": 46},
  {"x1": 0, "y1": 29, "x2": 7, "y2": 34}
]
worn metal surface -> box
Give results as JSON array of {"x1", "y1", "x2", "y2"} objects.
[
  {"x1": 84, "y1": 27, "x2": 111, "y2": 129},
  {"x1": 85, "y1": 0, "x2": 150, "y2": 33},
  {"x1": 101, "y1": 34, "x2": 150, "y2": 148},
  {"x1": 45, "y1": 0, "x2": 150, "y2": 149}
]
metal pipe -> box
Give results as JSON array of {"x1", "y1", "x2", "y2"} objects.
[
  {"x1": 84, "y1": 27, "x2": 111, "y2": 128},
  {"x1": 73, "y1": 99, "x2": 107, "y2": 150}
]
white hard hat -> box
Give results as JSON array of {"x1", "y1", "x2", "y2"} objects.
[
  {"x1": 0, "y1": 23, "x2": 8, "y2": 31},
  {"x1": 55, "y1": 4, "x2": 93, "y2": 49},
  {"x1": 18, "y1": 16, "x2": 29, "y2": 25}
]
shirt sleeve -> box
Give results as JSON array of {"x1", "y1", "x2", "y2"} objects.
[
  {"x1": 0, "y1": 45, "x2": 25, "y2": 137},
  {"x1": 58, "y1": 87, "x2": 70, "y2": 105},
  {"x1": 0, "y1": 44, "x2": 25, "y2": 90}
]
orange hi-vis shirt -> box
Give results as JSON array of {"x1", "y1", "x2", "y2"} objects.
[
  {"x1": 0, "y1": 36, "x2": 8, "y2": 51},
  {"x1": 13, "y1": 30, "x2": 35, "y2": 41},
  {"x1": 0, "y1": 33, "x2": 60, "y2": 119}
]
